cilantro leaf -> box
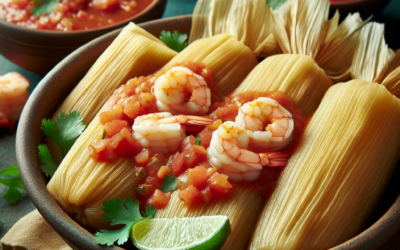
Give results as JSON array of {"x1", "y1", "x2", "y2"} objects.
[
  {"x1": 160, "y1": 174, "x2": 177, "y2": 193},
  {"x1": 41, "y1": 111, "x2": 86, "y2": 158},
  {"x1": 266, "y1": 0, "x2": 289, "y2": 10},
  {"x1": 142, "y1": 205, "x2": 157, "y2": 218},
  {"x1": 0, "y1": 165, "x2": 26, "y2": 204},
  {"x1": 195, "y1": 137, "x2": 202, "y2": 145},
  {"x1": 159, "y1": 30, "x2": 188, "y2": 52},
  {"x1": 95, "y1": 198, "x2": 152, "y2": 246},
  {"x1": 38, "y1": 144, "x2": 59, "y2": 177},
  {"x1": 30, "y1": 0, "x2": 59, "y2": 16}
]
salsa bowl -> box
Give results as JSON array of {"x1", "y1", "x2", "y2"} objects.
[
  {"x1": 0, "y1": 0, "x2": 166, "y2": 75},
  {"x1": 16, "y1": 15, "x2": 400, "y2": 250}
]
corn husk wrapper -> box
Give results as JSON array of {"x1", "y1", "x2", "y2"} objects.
[
  {"x1": 47, "y1": 23, "x2": 177, "y2": 162},
  {"x1": 250, "y1": 22, "x2": 400, "y2": 249},
  {"x1": 47, "y1": 34, "x2": 257, "y2": 230},
  {"x1": 190, "y1": 0, "x2": 278, "y2": 57}
]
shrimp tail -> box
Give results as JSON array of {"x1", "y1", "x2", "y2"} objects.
[
  {"x1": 260, "y1": 152, "x2": 289, "y2": 167},
  {"x1": 177, "y1": 115, "x2": 214, "y2": 126}
]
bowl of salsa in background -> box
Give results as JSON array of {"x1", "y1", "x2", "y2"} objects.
[
  {"x1": 0, "y1": 0, "x2": 166, "y2": 74},
  {"x1": 329, "y1": 0, "x2": 392, "y2": 20},
  {"x1": 16, "y1": 14, "x2": 400, "y2": 250}
]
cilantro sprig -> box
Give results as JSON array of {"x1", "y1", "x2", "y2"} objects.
[
  {"x1": 39, "y1": 111, "x2": 86, "y2": 177},
  {"x1": 29, "y1": 0, "x2": 59, "y2": 16},
  {"x1": 160, "y1": 173, "x2": 177, "y2": 193},
  {"x1": 0, "y1": 165, "x2": 26, "y2": 204},
  {"x1": 95, "y1": 198, "x2": 157, "y2": 246},
  {"x1": 159, "y1": 30, "x2": 188, "y2": 52}
]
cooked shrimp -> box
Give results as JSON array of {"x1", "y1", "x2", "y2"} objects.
[
  {"x1": 235, "y1": 97, "x2": 294, "y2": 151},
  {"x1": 0, "y1": 72, "x2": 30, "y2": 121},
  {"x1": 153, "y1": 66, "x2": 211, "y2": 115},
  {"x1": 207, "y1": 121, "x2": 289, "y2": 182},
  {"x1": 132, "y1": 112, "x2": 213, "y2": 154}
]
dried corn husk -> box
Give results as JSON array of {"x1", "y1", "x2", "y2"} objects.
[
  {"x1": 250, "y1": 22, "x2": 400, "y2": 249},
  {"x1": 47, "y1": 33, "x2": 257, "y2": 231}
]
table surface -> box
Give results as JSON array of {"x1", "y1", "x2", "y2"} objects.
[{"x1": 1, "y1": 0, "x2": 400, "y2": 247}]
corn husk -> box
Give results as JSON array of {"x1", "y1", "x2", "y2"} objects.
[
  {"x1": 47, "y1": 33, "x2": 257, "y2": 230},
  {"x1": 250, "y1": 22, "x2": 400, "y2": 249},
  {"x1": 47, "y1": 23, "x2": 177, "y2": 162},
  {"x1": 162, "y1": 33, "x2": 257, "y2": 97},
  {"x1": 189, "y1": 0, "x2": 278, "y2": 57}
]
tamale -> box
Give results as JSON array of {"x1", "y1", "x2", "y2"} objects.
[
  {"x1": 47, "y1": 33, "x2": 258, "y2": 230},
  {"x1": 47, "y1": 23, "x2": 177, "y2": 162},
  {"x1": 154, "y1": 1, "x2": 367, "y2": 249},
  {"x1": 250, "y1": 23, "x2": 400, "y2": 249}
]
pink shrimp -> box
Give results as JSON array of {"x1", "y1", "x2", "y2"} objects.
[
  {"x1": 207, "y1": 121, "x2": 289, "y2": 182},
  {"x1": 0, "y1": 72, "x2": 30, "y2": 121}
]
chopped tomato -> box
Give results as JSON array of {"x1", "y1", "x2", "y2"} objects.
[
  {"x1": 188, "y1": 166, "x2": 208, "y2": 187},
  {"x1": 89, "y1": 139, "x2": 115, "y2": 161},
  {"x1": 153, "y1": 153, "x2": 168, "y2": 165},
  {"x1": 197, "y1": 127, "x2": 213, "y2": 148},
  {"x1": 123, "y1": 96, "x2": 140, "y2": 119},
  {"x1": 111, "y1": 128, "x2": 141, "y2": 157},
  {"x1": 148, "y1": 190, "x2": 171, "y2": 209},
  {"x1": 157, "y1": 166, "x2": 171, "y2": 179},
  {"x1": 167, "y1": 152, "x2": 185, "y2": 175},
  {"x1": 146, "y1": 157, "x2": 163, "y2": 176},
  {"x1": 208, "y1": 173, "x2": 232, "y2": 194},
  {"x1": 104, "y1": 120, "x2": 129, "y2": 137},
  {"x1": 137, "y1": 184, "x2": 153, "y2": 196},
  {"x1": 91, "y1": 0, "x2": 119, "y2": 11},
  {"x1": 99, "y1": 106, "x2": 123, "y2": 125},
  {"x1": 181, "y1": 136, "x2": 207, "y2": 168},
  {"x1": 140, "y1": 92, "x2": 156, "y2": 110},
  {"x1": 144, "y1": 176, "x2": 162, "y2": 190},
  {"x1": 178, "y1": 185, "x2": 201, "y2": 205},
  {"x1": 134, "y1": 149, "x2": 155, "y2": 165},
  {"x1": 214, "y1": 103, "x2": 239, "y2": 119}
]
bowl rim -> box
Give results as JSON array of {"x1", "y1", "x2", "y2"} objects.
[
  {"x1": 329, "y1": 0, "x2": 380, "y2": 8},
  {"x1": 16, "y1": 14, "x2": 400, "y2": 250},
  {"x1": 0, "y1": 0, "x2": 163, "y2": 37}
]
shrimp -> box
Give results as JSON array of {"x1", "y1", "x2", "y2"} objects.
[
  {"x1": 132, "y1": 112, "x2": 213, "y2": 154},
  {"x1": 207, "y1": 121, "x2": 289, "y2": 182},
  {"x1": 152, "y1": 66, "x2": 211, "y2": 115},
  {"x1": 0, "y1": 72, "x2": 30, "y2": 121},
  {"x1": 235, "y1": 97, "x2": 294, "y2": 151}
]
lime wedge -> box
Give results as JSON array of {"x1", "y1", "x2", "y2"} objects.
[{"x1": 131, "y1": 216, "x2": 231, "y2": 250}]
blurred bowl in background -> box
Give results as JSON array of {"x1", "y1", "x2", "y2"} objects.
[{"x1": 329, "y1": 0, "x2": 392, "y2": 20}]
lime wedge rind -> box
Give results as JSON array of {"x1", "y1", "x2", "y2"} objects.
[{"x1": 131, "y1": 216, "x2": 231, "y2": 250}]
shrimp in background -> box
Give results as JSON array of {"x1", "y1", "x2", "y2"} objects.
[
  {"x1": 132, "y1": 112, "x2": 213, "y2": 154},
  {"x1": 235, "y1": 97, "x2": 294, "y2": 151},
  {"x1": 0, "y1": 72, "x2": 30, "y2": 121},
  {"x1": 152, "y1": 66, "x2": 211, "y2": 115},
  {"x1": 207, "y1": 121, "x2": 289, "y2": 182}
]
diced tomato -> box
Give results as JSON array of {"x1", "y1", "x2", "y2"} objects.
[
  {"x1": 9, "y1": 0, "x2": 29, "y2": 9},
  {"x1": 122, "y1": 84, "x2": 137, "y2": 96},
  {"x1": 153, "y1": 153, "x2": 168, "y2": 165},
  {"x1": 111, "y1": 128, "x2": 141, "y2": 157},
  {"x1": 91, "y1": 0, "x2": 119, "y2": 11},
  {"x1": 208, "y1": 173, "x2": 232, "y2": 194},
  {"x1": 201, "y1": 186, "x2": 213, "y2": 204},
  {"x1": 188, "y1": 166, "x2": 208, "y2": 187},
  {"x1": 137, "y1": 184, "x2": 154, "y2": 197},
  {"x1": 181, "y1": 136, "x2": 207, "y2": 168},
  {"x1": 99, "y1": 106, "x2": 123, "y2": 125},
  {"x1": 194, "y1": 145, "x2": 207, "y2": 156},
  {"x1": 144, "y1": 176, "x2": 162, "y2": 189},
  {"x1": 167, "y1": 152, "x2": 185, "y2": 175},
  {"x1": 148, "y1": 190, "x2": 171, "y2": 209},
  {"x1": 104, "y1": 120, "x2": 129, "y2": 137},
  {"x1": 205, "y1": 167, "x2": 218, "y2": 179},
  {"x1": 77, "y1": 10, "x2": 89, "y2": 19},
  {"x1": 140, "y1": 92, "x2": 156, "y2": 110},
  {"x1": 89, "y1": 139, "x2": 115, "y2": 161},
  {"x1": 157, "y1": 166, "x2": 171, "y2": 179},
  {"x1": 146, "y1": 157, "x2": 163, "y2": 176},
  {"x1": 178, "y1": 185, "x2": 201, "y2": 205},
  {"x1": 134, "y1": 149, "x2": 154, "y2": 165},
  {"x1": 123, "y1": 96, "x2": 140, "y2": 119},
  {"x1": 214, "y1": 103, "x2": 239, "y2": 119},
  {"x1": 196, "y1": 128, "x2": 213, "y2": 148}
]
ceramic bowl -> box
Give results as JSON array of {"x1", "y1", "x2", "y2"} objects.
[
  {"x1": 329, "y1": 0, "x2": 391, "y2": 20},
  {"x1": 0, "y1": 0, "x2": 166, "y2": 75},
  {"x1": 16, "y1": 15, "x2": 400, "y2": 250}
]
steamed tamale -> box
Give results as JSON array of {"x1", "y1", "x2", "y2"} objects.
[
  {"x1": 47, "y1": 33, "x2": 258, "y2": 230},
  {"x1": 250, "y1": 23, "x2": 400, "y2": 250}
]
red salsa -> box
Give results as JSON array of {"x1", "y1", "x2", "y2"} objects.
[{"x1": 0, "y1": 0, "x2": 153, "y2": 31}]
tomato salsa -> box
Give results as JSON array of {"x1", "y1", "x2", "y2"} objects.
[
  {"x1": 0, "y1": 0, "x2": 153, "y2": 31},
  {"x1": 89, "y1": 62, "x2": 309, "y2": 210}
]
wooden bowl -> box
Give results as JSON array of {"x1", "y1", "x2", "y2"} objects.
[
  {"x1": 0, "y1": 0, "x2": 166, "y2": 75},
  {"x1": 16, "y1": 15, "x2": 400, "y2": 250},
  {"x1": 329, "y1": 0, "x2": 391, "y2": 20}
]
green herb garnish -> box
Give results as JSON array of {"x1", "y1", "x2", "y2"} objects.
[
  {"x1": 159, "y1": 30, "x2": 188, "y2": 52},
  {"x1": 142, "y1": 205, "x2": 157, "y2": 218},
  {"x1": 160, "y1": 173, "x2": 177, "y2": 193},
  {"x1": 94, "y1": 198, "x2": 156, "y2": 246},
  {"x1": 0, "y1": 165, "x2": 26, "y2": 204},
  {"x1": 195, "y1": 137, "x2": 202, "y2": 145},
  {"x1": 266, "y1": 0, "x2": 288, "y2": 10},
  {"x1": 39, "y1": 111, "x2": 86, "y2": 177},
  {"x1": 30, "y1": 0, "x2": 59, "y2": 16}
]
